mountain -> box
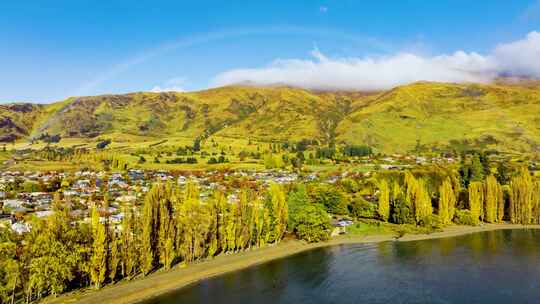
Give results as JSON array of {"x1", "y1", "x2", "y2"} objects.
[{"x1": 2, "y1": 82, "x2": 540, "y2": 154}]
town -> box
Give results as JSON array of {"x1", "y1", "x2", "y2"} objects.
[{"x1": 0, "y1": 152, "x2": 460, "y2": 235}]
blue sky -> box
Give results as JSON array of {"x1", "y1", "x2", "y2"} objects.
[{"x1": 1, "y1": 1, "x2": 540, "y2": 102}]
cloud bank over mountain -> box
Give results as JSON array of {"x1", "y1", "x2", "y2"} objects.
[{"x1": 212, "y1": 31, "x2": 540, "y2": 91}]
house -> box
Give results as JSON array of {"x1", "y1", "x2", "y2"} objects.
[
  {"x1": 35, "y1": 210, "x2": 54, "y2": 218},
  {"x1": 11, "y1": 222, "x2": 30, "y2": 234},
  {"x1": 115, "y1": 195, "x2": 137, "y2": 203},
  {"x1": 3, "y1": 199, "x2": 25, "y2": 209},
  {"x1": 74, "y1": 179, "x2": 91, "y2": 190}
]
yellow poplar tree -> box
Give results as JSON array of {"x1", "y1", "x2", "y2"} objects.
[
  {"x1": 469, "y1": 182, "x2": 484, "y2": 226},
  {"x1": 90, "y1": 205, "x2": 107, "y2": 289},
  {"x1": 484, "y1": 175, "x2": 502, "y2": 223},
  {"x1": 414, "y1": 178, "x2": 432, "y2": 225},
  {"x1": 533, "y1": 181, "x2": 540, "y2": 224},
  {"x1": 438, "y1": 178, "x2": 456, "y2": 225},
  {"x1": 377, "y1": 179, "x2": 390, "y2": 222},
  {"x1": 268, "y1": 183, "x2": 288, "y2": 243},
  {"x1": 509, "y1": 168, "x2": 534, "y2": 224},
  {"x1": 404, "y1": 171, "x2": 418, "y2": 214}
]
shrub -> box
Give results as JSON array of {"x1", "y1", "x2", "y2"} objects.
[
  {"x1": 348, "y1": 198, "x2": 377, "y2": 219},
  {"x1": 421, "y1": 214, "x2": 443, "y2": 230},
  {"x1": 96, "y1": 139, "x2": 111, "y2": 149},
  {"x1": 454, "y1": 210, "x2": 476, "y2": 226}
]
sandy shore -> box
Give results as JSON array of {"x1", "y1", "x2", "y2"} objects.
[{"x1": 43, "y1": 223, "x2": 540, "y2": 304}]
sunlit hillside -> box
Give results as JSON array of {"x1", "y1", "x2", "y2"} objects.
[{"x1": 1, "y1": 82, "x2": 540, "y2": 154}]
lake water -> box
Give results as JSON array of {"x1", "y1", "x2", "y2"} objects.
[{"x1": 144, "y1": 229, "x2": 540, "y2": 304}]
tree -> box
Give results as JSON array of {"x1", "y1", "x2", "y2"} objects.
[
  {"x1": 158, "y1": 202, "x2": 175, "y2": 269},
  {"x1": 140, "y1": 185, "x2": 161, "y2": 275},
  {"x1": 266, "y1": 183, "x2": 288, "y2": 243},
  {"x1": 495, "y1": 162, "x2": 511, "y2": 185},
  {"x1": 263, "y1": 154, "x2": 284, "y2": 169},
  {"x1": 0, "y1": 229, "x2": 21, "y2": 304},
  {"x1": 287, "y1": 184, "x2": 309, "y2": 229},
  {"x1": 90, "y1": 206, "x2": 107, "y2": 289},
  {"x1": 403, "y1": 171, "x2": 418, "y2": 216},
  {"x1": 311, "y1": 184, "x2": 348, "y2": 215},
  {"x1": 193, "y1": 137, "x2": 201, "y2": 151},
  {"x1": 509, "y1": 168, "x2": 534, "y2": 224},
  {"x1": 176, "y1": 183, "x2": 211, "y2": 262},
  {"x1": 468, "y1": 181, "x2": 484, "y2": 225},
  {"x1": 470, "y1": 154, "x2": 485, "y2": 182},
  {"x1": 438, "y1": 177, "x2": 456, "y2": 225},
  {"x1": 25, "y1": 202, "x2": 88, "y2": 300},
  {"x1": 377, "y1": 179, "x2": 390, "y2": 222},
  {"x1": 291, "y1": 204, "x2": 332, "y2": 242},
  {"x1": 121, "y1": 207, "x2": 137, "y2": 279},
  {"x1": 484, "y1": 175, "x2": 503, "y2": 223},
  {"x1": 414, "y1": 178, "x2": 433, "y2": 225},
  {"x1": 108, "y1": 236, "x2": 120, "y2": 282},
  {"x1": 533, "y1": 181, "x2": 540, "y2": 224}
]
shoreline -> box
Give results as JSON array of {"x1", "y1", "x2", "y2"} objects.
[{"x1": 43, "y1": 223, "x2": 540, "y2": 304}]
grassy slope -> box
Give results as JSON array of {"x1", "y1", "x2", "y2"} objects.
[
  {"x1": 337, "y1": 82, "x2": 540, "y2": 153},
  {"x1": 2, "y1": 82, "x2": 540, "y2": 154}
]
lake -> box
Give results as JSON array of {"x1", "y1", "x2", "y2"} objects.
[{"x1": 144, "y1": 229, "x2": 540, "y2": 304}]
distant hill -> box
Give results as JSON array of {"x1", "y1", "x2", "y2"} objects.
[{"x1": 2, "y1": 82, "x2": 540, "y2": 154}]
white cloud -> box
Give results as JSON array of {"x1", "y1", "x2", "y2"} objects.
[
  {"x1": 212, "y1": 31, "x2": 540, "y2": 91},
  {"x1": 150, "y1": 77, "x2": 187, "y2": 92},
  {"x1": 150, "y1": 86, "x2": 186, "y2": 93},
  {"x1": 319, "y1": 6, "x2": 328, "y2": 13},
  {"x1": 492, "y1": 31, "x2": 540, "y2": 77}
]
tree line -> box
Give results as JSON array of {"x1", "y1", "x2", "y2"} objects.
[
  {"x1": 374, "y1": 167, "x2": 540, "y2": 227},
  {"x1": 2, "y1": 163, "x2": 540, "y2": 302},
  {"x1": 0, "y1": 183, "x2": 288, "y2": 303}
]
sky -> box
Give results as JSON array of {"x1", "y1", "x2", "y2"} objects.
[{"x1": 1, "y1": 0, "x2": 540, "y2": 102}]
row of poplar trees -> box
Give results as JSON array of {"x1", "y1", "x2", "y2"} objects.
[
  {"x1": 1, "y1": 182, "x2": 288, "y2": 302},
  {"x1": 375, "y1": 168, "x2": 540, "y2": 226},
  {"x1": 465, "y1": 168, "x2": 540, "y2": 225},
  {"x1": 90, "y1": 182, "x2": 288, "y2": 290}
]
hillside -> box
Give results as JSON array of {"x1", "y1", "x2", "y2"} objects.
[{"x1": 1, "y1": 82, "x2": 540, "y2": 154}]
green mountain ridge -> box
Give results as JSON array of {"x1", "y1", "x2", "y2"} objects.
[{"x1": 2, "y1": 82, "x2": 540, "y2": 154}]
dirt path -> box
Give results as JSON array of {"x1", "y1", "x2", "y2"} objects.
[{"x1": 43, "y1": 224, "x2": 540, "y2": 304}]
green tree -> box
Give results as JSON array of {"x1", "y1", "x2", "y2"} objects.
[
  {"x1": 291, "y1": 204, "x2": 332, "y2": 242},
  {"x1": 287, "y1": 184, "x2": 309, "y2": 229},
  {"x1": 311, "y1": 184, "x2": 348, "y2": 215},
  {"x1": 470, "y1": 154, "x2": 485, "y2": 182},
  {"x1": 90, "y1": 206, "x2": 107, "y2": 289},
  {"x1": 0, "y1": 229, "x2": 21, "y2": 304}
]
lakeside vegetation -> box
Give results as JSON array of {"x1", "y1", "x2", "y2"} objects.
[{"x1": 1, "y1": 143, "x2": 540, "y2": 303}]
